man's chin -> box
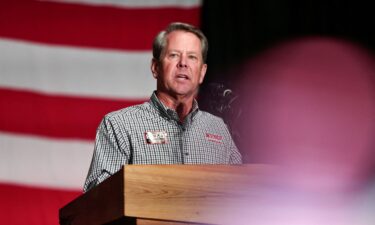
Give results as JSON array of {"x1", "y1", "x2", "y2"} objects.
[{"x1": 171, "y1": 89, "x2": 198, "y2": 98}]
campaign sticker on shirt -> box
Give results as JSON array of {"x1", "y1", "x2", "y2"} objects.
[
  {"x1": 205, "y1": 133, "x2": 223, "y2": 144},
  {"x1": 144, "y1": 131, "x2": 168, "y2": 144}
]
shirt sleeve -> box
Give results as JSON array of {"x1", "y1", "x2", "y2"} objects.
[
  {"x1": 83, "y1": 115, "x2": 130, "y2": 192},
  {"x1": 219, "y1": 118, "x2": 242, "y2": 164},
  {"x1": 228, "y1": 133, "x2": 242, "y2": 164}
]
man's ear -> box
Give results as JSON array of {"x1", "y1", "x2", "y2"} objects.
[{"x1": 151, "y1": 58, "x2": 159, "y2": 79}]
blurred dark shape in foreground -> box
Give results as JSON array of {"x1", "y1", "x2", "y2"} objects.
[{"x1": 230, "y1": 37, "x2": 375, "y2": 225}]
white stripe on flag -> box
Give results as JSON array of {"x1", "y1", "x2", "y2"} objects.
[
  {"x1": 0, "y1": 38, "x2": 155, "y2": 99},
  {"x1": 0, "y1": 131, "x2": 93, "y2": 190},
  {"x1": 41, "y1": 0, "x2": 202, "y2": 8}
]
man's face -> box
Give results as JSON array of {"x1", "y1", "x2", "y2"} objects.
[{"x1": 152, "y1": 30, "x2": 207, "y2": 99}]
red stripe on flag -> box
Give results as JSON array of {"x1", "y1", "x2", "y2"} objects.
[
  {"x1": 0, "y1": 87, "x2": 146, "y2": 140},
  {"x1": 0, "y1": 183, "x2": 80, "y2": 225},
  {"x1": 0, "y1": 1, "x2": 201, "y2": 50}
]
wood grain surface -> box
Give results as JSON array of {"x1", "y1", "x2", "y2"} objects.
[
  {"x1": 124, "y1": 164, "x2": 273, "y2": 225},
  {"x1": 60, "y1": 164, "x2": 274, "y2": 225}
]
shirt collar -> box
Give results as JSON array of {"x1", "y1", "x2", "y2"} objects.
[{"x1": 149, "y1": 91, "x2": 199, "y2": 122}]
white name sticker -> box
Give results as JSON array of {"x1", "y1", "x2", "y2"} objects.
[{"x1": 144, "y1": 131, "x2": 168, "y2": 144}]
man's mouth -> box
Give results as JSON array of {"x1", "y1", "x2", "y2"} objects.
[{"x1": 176, "y1": 74, "x2": 189, "y2": 80}]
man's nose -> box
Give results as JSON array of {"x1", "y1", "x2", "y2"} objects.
[{"x1": 177, "y1": 55, "x2": 188, "y2": 68}]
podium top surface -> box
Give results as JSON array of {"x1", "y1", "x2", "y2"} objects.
[{"x1": 60, "y1": 164, "x2": 274, "y2": 225}]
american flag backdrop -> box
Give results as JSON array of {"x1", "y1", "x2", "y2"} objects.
[{"x1": 0, "y1": 0, "x2": 202, "y2": 224}]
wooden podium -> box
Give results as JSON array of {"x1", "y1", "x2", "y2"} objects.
[{"x1": 59, "y1": 164, "x2": 273, "y2": 225}]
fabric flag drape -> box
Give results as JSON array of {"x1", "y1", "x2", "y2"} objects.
[{"x1": 0, "y1": 0, "x2": 202, "y2": 224}]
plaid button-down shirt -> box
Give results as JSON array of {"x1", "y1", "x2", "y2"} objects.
[{"x1": 83, "y1": 92, "x2": 242, "y2": 192}]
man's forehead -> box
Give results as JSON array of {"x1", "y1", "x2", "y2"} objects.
[
  {"x1": 165, "y1": 32, "x2": 201, "y2": 51},
  {"x1": 166, "y1": 49, "x2": 200, "y2": 54}
]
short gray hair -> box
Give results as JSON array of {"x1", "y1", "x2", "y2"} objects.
[{"x1": 152, "y1": 22, "x2": 208, "y2": 63}]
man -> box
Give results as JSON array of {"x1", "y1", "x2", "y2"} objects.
[{"x1": 83, "y1": 22, "x2": 242, "y2": 192}]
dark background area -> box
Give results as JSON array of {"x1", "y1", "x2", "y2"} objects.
[{"x1": 201, "y1": 0, "x2": 374, "y2": 86}]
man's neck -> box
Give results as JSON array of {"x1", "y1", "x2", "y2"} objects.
[{"x1": 156, "y1": 92, "x2": 194, "y2": 122}]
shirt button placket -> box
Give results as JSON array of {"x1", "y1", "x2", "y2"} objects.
[{"x1": 179, "y1": 123, "x2": 186, "y2": 164}]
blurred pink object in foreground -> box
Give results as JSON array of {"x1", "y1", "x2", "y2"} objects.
[{"x1": 232, "y1": 37, "x2": 375, "y2": 225}]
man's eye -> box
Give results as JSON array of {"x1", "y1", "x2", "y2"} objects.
[
  {"x1": 189, "y1": 55, "x2": 198, "y2": 60},
  {"x1": 169, "y1": 53, "x2": 178, "y2": 58}
]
